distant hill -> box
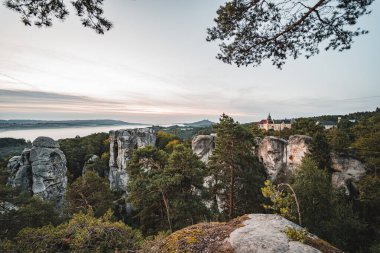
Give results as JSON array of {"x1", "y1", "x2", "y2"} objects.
[
  {"x1": 183, "y1": 119, "x2": 215, "y2": 127},
  {"x1": 0, "y1": 119, "x2": 143, "y2": 130}
]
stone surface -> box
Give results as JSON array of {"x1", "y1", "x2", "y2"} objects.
[
  {"x1": 331, "y1": 153, "x2": 366, "y2": 194},
  {"x1": 192, "y1": 134, "x2": 367, "y2": 191},
  {"x1": 155, "y1": 214, "x2": 341, "y2": 253},
  {"x1": 191, "y1": 134, "x2": 216, "y2": 163},
  {"x1": 109, "y1": 128, "x2": 156, "y2": 192},
  {"x1": 229, "y1": 214, "x2": 322, "y2": 253},
  {"x1": 7, "y1": 137, "x2": 67, "y2": 207},
  {"x1": 255, "y1": 135, "x2": 312, "y2": 181},
  {"x1": 286, "y1": 135, "x2": 312, "y2": 172},
  {"x1": 32, "y1": 136, "x2": 60, "y2": 148},
  {"x1": 255, "y1": 136, "x2": 288, "y2": 180}
]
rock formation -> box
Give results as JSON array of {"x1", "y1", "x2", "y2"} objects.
[
  {"x1": 191, "y1": 134, "x2": 216, "y2": 163},
  {"x1": 254, "y1": 135, "x2": 313, "y2": 181},
  {"x1": 82, "y1": 154, "x2": 100, "y2": 175},
  {"x1": 109, "y1": 128, "x2": 156, "y2": 192},
  {"x1": 7, "y1": 136, "x2": 67, "y2": 207},
  {"x1": 192, "y1": 134, "x2": 366, "y2": 191},
  {"x1": 254, "y1": 136, "x2": 288, "y2": 180},
  {"x1": 331, "y1": 153, "x2": 366, "y2": 194},
  {"x1": 152, "y1": 214, "x2": 341, "y2": 253}
]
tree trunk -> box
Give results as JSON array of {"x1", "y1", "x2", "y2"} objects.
[
  {"x1": 161, "y1": 191, "x2": 173, "y2": 232},
  {"x1": 228, "y1": 165, "x2": 235, "y2": 219}
]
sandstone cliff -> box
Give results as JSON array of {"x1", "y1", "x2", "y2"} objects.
[
  {"x1": 108, "y1": 128, "x2": 156, "y2": 192},
  {"x1": 191, "y1": 134, "x2": 216, "y2": 163},
  {"x1": 255, "y1": 135, "x2": 312, "y2": 182},
  {"x1": 192, "y1": 134, "x2": 367, "y2": 191},
  {"x1": 7, "y1": 136, "x2": 67, "y2": 207},
  {"x1": 331, "y1": 153, "x2": 366, "y2": 194}
]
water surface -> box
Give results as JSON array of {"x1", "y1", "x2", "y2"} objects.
[{"x1": 0, "y1": 124, "x2": 152, "y2": 141}]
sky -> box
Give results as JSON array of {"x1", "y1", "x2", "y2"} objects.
[{"x1": 0, "y1": 0, "x2": 379, "y2": 124}]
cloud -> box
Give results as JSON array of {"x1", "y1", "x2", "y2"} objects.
[{"x1": 1, "y1": 88, "x2": 379, "y2": 123}]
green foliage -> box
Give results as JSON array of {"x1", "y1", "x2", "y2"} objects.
[
  {"x1": 207, "y1": 0, "x2": 374, "y2": 68},
  {"x1": 250, "y1": 123, "x2": 264, "y2": 138},
  {"x1": 65, "y1": 171, "x2": 114, "y2": 217},
  {"x1": 284, "y1": 227, "x2": 307, "y2": 243},
  {"x1": 1, "y1": 196, "x2": 61, "y2": 240},
  {"x1": 261, "y1": 180, "x2": 296, "y2": 222},
  {"x1": 59, "y1": 132, "x2": 109, "y2": 181},
  {"x1": 82, "y1": 152, "x2": 110, "y2": 177},
  {"x1": 292, "y1": 157, "x2": 366, "y2": 252},
  {"x1": 292, "y1": 118, "x2": 324, "y2": 136},
  {"x1": 156, "y1": 131, "x2": 180, "y2": 150},
  {"x1": 310, "y1": 131, "x2": 331, "y2": 170},
  {"x1": 165, "y1": 144, "x2": 209, "y2": 229},
  {"x1": 326, "y1": 127, "x2": 352, "y2": 152},
  {"x1": 352, "y1": 113, "x2": 380, "y2": 173},
  {"x1": 127, "y1": 146, "x2": 170, "y2": 234},
  {"x1": 127, "y1": 145, "x2": 209, "y2": 234},
  {"x1": 5, "y1": 0, "x2": 112, "y2": 34},
  {"x1": 208, "y1": 114, "x2": 266, "y2": 220},
  {"x1": 358, "y1": 175, "x2": 380, "y2": 246},
  {"x1": 15, "y1": 209, "x2": 142, "y2": 252},
  {"x1": 0, "y1": 138, "x2": 31, "y2": 160}
]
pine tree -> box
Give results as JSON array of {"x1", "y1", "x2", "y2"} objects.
[{"x1": 208, "y1": 114, "x2": 266, "y2": 220}]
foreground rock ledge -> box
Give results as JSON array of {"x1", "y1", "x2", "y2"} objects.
[{"x1": 153, "y1": 214, "x2": 342, "y2": 253}]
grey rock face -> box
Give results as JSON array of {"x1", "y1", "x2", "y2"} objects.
[
  {"x1": 7, "y1": 137, "x2": 67, "y2": 207},
  {"x1": 255, "y1": 136, "x2": 288, "y2": 180},
  {"x1": 7, "y1": 151, "x2": 32, "y2": 193},
  {"x1": 109, "y1": 128, "x2": 156, "y2": 192},
  {"x1": 286, "y1": 135, "x2": 312, "y2": 171},
  {"x1": 191, "y1": 134, "x2": 216, "y2": 163},
  {"x1": 255, "y1": 135, "x2": 312, "y2": 181},
  {"x1": 331, "y1": 153, "x2": 366, "y2": 194},
  {"x1": 0, "y1": 201, "x2": 19, "y2": 214},
  {"x1": 32, "y1": 136, "x2": 60, "y2": 148},
  {"x1": 229, "y1": 214, "x2": 322, "y2": 253}
]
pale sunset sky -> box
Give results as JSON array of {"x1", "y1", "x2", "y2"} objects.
[{"x1": 0, "y1": 0, "x2": 379, "y2": 124}]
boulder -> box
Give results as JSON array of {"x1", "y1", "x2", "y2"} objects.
[
  {"x1": 153, "y1": 214, "x2": 341, "y2": 253},
  {"x1": 191, "y1": 134, "x2": 216, "y2": 163},
  {"x1": 331, "y1": 153, "x2": 366, "y2": 194},
  {"x1": 109, "y1": 128, "x2": 156, "y2": 192},
  {"x1": 32, "y1": 136, "x2": 60, "y2": 148},
  {"x1": 7, "y1": 136, "x2": 67, "y2": 207}
]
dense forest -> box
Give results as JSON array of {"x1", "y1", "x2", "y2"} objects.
[{"x1": 0, "y1": 109, "x2": 379, "y2": 252}]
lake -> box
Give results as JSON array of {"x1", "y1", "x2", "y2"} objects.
[{"x1": 0, "y1": 124, "x2": 152, "y2": 141}]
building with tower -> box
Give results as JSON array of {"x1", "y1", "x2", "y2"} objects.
[{"x1": 258, "y1": 113, "x2": 292, "y2": 131}]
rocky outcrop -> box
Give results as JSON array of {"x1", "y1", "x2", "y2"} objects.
[
  {"x1": 331, "y1": 153, "x2": 366, "y2": 194},
  {"x1": 286, "y1": 135, "x2": 312, "y2": 171},
  {"x1": 192, "y1": 134, "x2": 312, "y2": 181},
  {"x1": 192, "y1": 134, "x2": 216, "y2": 163},
  {"x1": 7, "y1": 136, "x2": 67, "y2": 207},
  {"x1": 152, "y1": 214, "x2": 341, "y2": 253},
  {"x1": 255, "y1": 136, "x2": 288, "y2": 180},
  {"x1": 82, "y1": 154, "x2": 100, "y2": 175},
  {"x1": 109, "y1": 128, "x2": 156, "y2": 192},
  {"x1": 254, "y1": 135, "x2": 312, "y2": 181}
]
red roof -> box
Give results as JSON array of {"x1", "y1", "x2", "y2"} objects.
[{"x1": 259, "y1": 119, "x2": 273, "y2": 124}]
